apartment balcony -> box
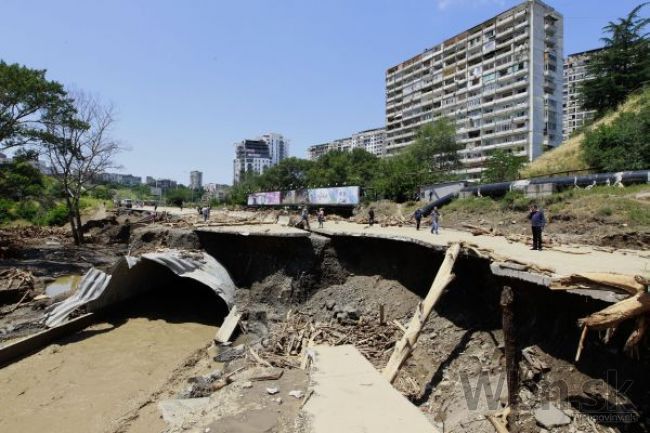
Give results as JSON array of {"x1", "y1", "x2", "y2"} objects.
[{"x1": 478, "y1": 138, "x2": 529, "y2": 154}]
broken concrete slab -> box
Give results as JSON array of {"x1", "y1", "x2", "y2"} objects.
[
  {"x1": 534, "y1": 403, "x2": 571, "y2": 428},
  {"x1": 304, "y1": 345, "x2": 439, "y2": 433},
  {"x1": 158, "y1": 397, "x2": 210, "y2": 427}
]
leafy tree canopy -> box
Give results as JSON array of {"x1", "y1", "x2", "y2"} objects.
[
  {"x1": 0, "y1": 61, "x2": 73, "y2": 148},
  {"x1": 582, "y1": 3, "x2": 650, "y2": 114},
  {"x1": 482, "y1": 149, "x2": 525, "y2": 183}
]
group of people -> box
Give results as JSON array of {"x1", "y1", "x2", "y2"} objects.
[
  {"x1": 412, "y1": 207, "x2": 441, "y2": 234},
  {"x1": 298, "y1": 203, "x2": 547, "y2": 250},
  {"x1": 410, "y1": 203, "x2": 546, "y2": 248}
]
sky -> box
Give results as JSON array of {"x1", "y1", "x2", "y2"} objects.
[{"x1": 1, "y1": 0, "x2": 644, "y2": 185}]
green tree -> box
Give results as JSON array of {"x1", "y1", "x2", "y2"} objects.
[
  {"x1": 306, "y1": 149, "x2": 379, "y2": 188},
  {"x1": 582, "y1": 96, "x2": 650, "y2": 171},
  {"x1": 0, "y1": 61, "x2": 72, "y2": 148},
  {"x1": 228, "y1": 171, "x2": 260, "y2": 205},
  {"x1": 408, "y1": 118, "x2": 461, "y2": 173},
  {"x1": 40, "y1": 91, "x2": 120, "y2": 244},
  {"x1": 370, "y1": 156, "x2": 416, "y2": 202},
  {"x1": 0, "y1": 158, "x2": 44, "y2": 200},
  {"x1": 257, "y1": 157, "x2": 314, "y2": 190},
  {"x1": 481, "y1": 149, "x2": 525, "y2": 183},
  {"x1": 165, "y1": 186, "x2": 192, "y2": 207},
  {"x1": 582, "y1": 3, "x2": 650, "y2": 115}
]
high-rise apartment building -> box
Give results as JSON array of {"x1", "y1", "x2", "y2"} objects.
[
  {"x1": 233, "y1": 139, "x2": 272, "y2": 184},
  {"x1": 189, "y1": 170, "x2": 203, "y2": 189},
  {"x1": 307, "y1": 127, "x2": 386, "y2": 160},
  {"x1": 233, "y1": 133, "x2": 290, "y2": 184},
  {"x1": 385, "y1": 0, "x2": 563, "y2": 178},
  {"x1": 563, "y1": 48, "x2": 601, "y2": 139},
  {"x1": 351, "y1": 128, "x2": 386, "y2": 157},
  {"x1": 260, "y1": 133, "x2": 289, "y2": 165}
]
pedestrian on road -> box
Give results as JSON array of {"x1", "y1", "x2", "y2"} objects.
[
  {"x1": 301, "y1": 207, "x2": 311, "y2": 230},
  {"x1": 414, "y1": 208, "x2": 423, "y2": 230},
  {"x1": 317, "y1": 208, "x2": 325, "y2": 228},
  {"x1": 368, "y1": 207, "x2": 375, "y2": 227},
  {"x1": 430, "y1": 206, "x2": 441, "y2": 234},
  {"x1": 202, "y1": 206, "x2": 209, "y2": 222},
  {"x1": 180, "y1": 202, "x2": 183, "y2": 212},
  {"x1": 527, "y1": 204, "x2": 546, "y2": 250}
]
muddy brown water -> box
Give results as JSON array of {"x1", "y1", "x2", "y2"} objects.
[{"x1": 0, "y1": 285, "x2": 225, "y2": 433}]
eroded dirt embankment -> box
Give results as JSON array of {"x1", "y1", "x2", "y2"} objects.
[
  {"x1": 2, "y1": 226, "x2": 649, "y2": 433},
  {"x1": 196, "y1": 230, "x2": 650, "y2": 433}
]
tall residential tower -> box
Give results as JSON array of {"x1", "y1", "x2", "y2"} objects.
[
  {"x1": 563, "y1": 49, "x2": 602, "y2": 139},
  {"x1": 385, "y1": 0, "x2": 563, "y2": 178}
]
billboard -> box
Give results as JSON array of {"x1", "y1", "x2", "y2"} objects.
[
  {"x1": 247, "y1": 191, "x2": 281, "y2": 206},
  {"x1": 281, "y1": 189, "x2": 309, "y2": 205},
  {"x1": 308, "y1": 186, "x2": 360, "y2": 205}
]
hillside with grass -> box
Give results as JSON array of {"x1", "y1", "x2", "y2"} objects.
[{"x1": 522, "y1": 87, "x2": 650, "y2": 178}]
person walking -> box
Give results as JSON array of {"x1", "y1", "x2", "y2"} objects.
[
  {"x1": 527, "y1": 204, "x2": 546, "y2": 250},
  {"x1": 430, "y1": 206, "x2": 441, "y2": 234},
  {"x1": 301, "y1": 207, "x2": 311, "y2": 230},
  {"x1": 368, "y1": 207, "x2": 375, "y2": 227},
  {"x1": 202, "y1": 206, "x2": 209, "y2": 222},
  {"x1": 414, "y1": 208, "x2": 423, "y2": 230},
  {"x1": 317, "y1": 208, "x2": 325, "y2": 228}
]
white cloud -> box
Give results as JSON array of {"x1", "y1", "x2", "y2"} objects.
[{"x1": 436, "y1": 0, "x2": 506, "y2": 11}]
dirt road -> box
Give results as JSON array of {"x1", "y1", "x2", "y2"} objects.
[
  {"x1": 313, "y1": 222, "x2": 649, "y2": 277},
  {"x1": 204, "y1": 221, "x2": 648, "y2": 278}
]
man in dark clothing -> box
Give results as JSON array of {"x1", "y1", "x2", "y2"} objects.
[
  {"x1": 414, "y1": 208, "x2": 423, "y2": 230},
  {"x1": 368, "y1": 207, "x2": 375, "y2": 227},
  {"x1": 527, "y1": 204, "x2": 547, "y2": 250}
]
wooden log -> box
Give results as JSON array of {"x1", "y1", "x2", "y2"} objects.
[
  {"x1": 500, "y1": 286, "x2": 519, "y2": 431},
  {"x1": 579, "y1": 292, "x2": 650, "y2": 330},
  {"x1": 214, "y1": 305, "x2": 242, "y2": 344},
  {"x1": 383, "y1": 243, "x2": 460, "y2": 383},
  {"x1": 552, "y1": 273, "x2": 645, "y2": 295},
  {"x1": 624, "y1": 315, "x2": 648, "y2": 356},
  {"x1": 575, "y1": 325, "x2": 589, "y2": 362}
]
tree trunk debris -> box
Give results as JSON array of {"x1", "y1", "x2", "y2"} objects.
[{"x1": 383, "y1": 243, "x2": 461, "y2": 383}]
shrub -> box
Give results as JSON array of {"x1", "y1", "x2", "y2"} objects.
[
  {"x1": 0, "y1": 199, "x2": 13, "y2": 224},
  {"x1": 41, "y1": 203, "x2": 69, "y2": 226},
  {"x1": 16, "y1": 201, "x2": 40, "y2": 221}
]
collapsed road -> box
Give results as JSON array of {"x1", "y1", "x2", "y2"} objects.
[{"x1": 0, "y1": 213, "x2": 649, "y2": 433}]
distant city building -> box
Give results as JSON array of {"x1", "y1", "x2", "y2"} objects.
[
  {"x1": 204, "y1": 183, "x2": 230, "y2": 201},
  {"x1": 145, "y1": 176, "x2": 177, "y2": 193},
  {"x1": 190, "y1": 170, "x2": 203, "y2": 189},
  {"x1": 233, "y1": 139, "x2": 272, "y2": 184},
  {"x1": 96, "y1": 172, "x2": 142, "y2": 186},
  {"x1": 0, "y1": 153, "x2": 7, "y2": 163},
  {"x1": 232, "y1": 133, "x2": 290, "y2": 184},
  {"x1": 351, "y1": 128, "x2": 386, "y2": 157},
  {"x1": 307, "y1": 127, "x2": 385, "y2": 160},
  {"x1": 385, "y1": 0, "x2": 563, "y2": 178},
  {"x1": 563, "y1": 48, "x2": 602, "y2": 139},
  {"x1": 260, "y1": 133, "x2": 289, "y2": 165}
]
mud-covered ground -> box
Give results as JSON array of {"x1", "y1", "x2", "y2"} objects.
[{"x1": 1, "y1": 208, "x2": 649, "y2": 433}]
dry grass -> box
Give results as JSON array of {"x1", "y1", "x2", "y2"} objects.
[{"x1": 521, "y1": 90, "x2": 646, "y2": 178}]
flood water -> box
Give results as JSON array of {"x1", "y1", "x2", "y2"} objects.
[
  {"x1": 45, "y1": 275, "x2": 82, "y2": 298},
  {"x1": 0, "y1": 282, "x2": 226, "y2": 433}
]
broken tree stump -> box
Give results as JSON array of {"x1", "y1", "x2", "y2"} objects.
[
  {"x1": 501, "y1": 286, "x2": 519, "y2": 431},
  {"x1": 383, "y1": 243, "x2": 460, "y2": 383}
]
